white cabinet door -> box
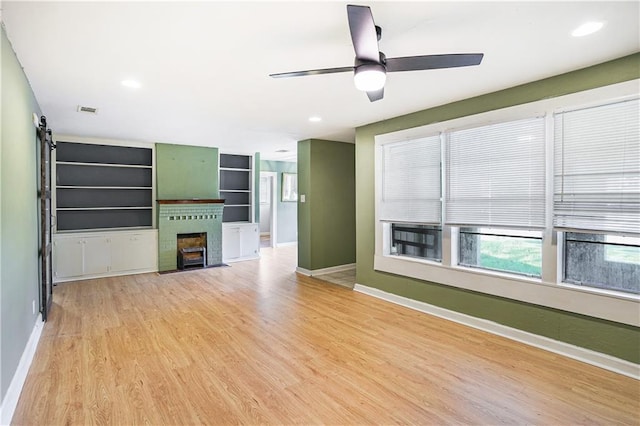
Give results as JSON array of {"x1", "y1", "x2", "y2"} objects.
[
  {"x1": 240, "y1": 224, "x2": 259, "y2": 258},
  {"x1": 83, "y1": 237, "x2": 110, "y2": 275},
  {"x1": 222, "y1": 226, "x2": 241, "y2": 261},
  {"x1": 111, "y1": 232, "x2": 157, "y2": 272},
  {"x1": 53, "y1": 230, "x2": 157, "y2": 282},
  {"x1": 223, "y1": 223, "x2": 259, "y2": 262},
  {"x1": 53, "y1": 238, "x2": 84, "y2": 279}
]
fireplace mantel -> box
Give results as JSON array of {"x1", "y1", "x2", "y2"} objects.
[{"x1": 157, "y1": 199, "x2": 225, "y2": 204}]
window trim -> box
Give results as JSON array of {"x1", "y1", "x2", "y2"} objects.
[{"x1": 373, "y1": 79, "x2": 640, "y2": 327}]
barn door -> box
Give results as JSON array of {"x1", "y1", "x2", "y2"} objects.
[{"x1": 38, "y1": 116, "x2": 55, "y2": 321}]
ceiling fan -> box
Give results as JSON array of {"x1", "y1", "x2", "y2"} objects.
[{"x1": 270, "y1": 4, "x2": 484, "y2": 102}]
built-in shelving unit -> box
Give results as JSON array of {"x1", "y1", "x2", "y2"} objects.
[
  {"x1": 219, "y1": 153, "x2": 252, "y2": 223},
  {"x1": 55, "y1": 141, "x2": 153, "y2": 231}
]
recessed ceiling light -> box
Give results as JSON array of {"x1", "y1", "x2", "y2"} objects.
[
  {"x1": 309, "y1": 116, "x2": 322, "y2": 122},
  {"x1": 121, "y1": 79, "x2": 141, "y2": 89},
  {"x1": 276, "y1": 149, "x2": 290, "y2": 153},
  {"x1": 571, "y1": 21, "x2": 604, "y2": 37}
]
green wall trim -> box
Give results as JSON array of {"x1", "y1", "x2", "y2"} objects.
[
  {"x1": 298, "y1": 139, "x2": 356, "y2": 271},
  {"x1": 355, "y1": 54, "x2": 640, "y2": 363},
  {"x1": 156, "y1": 143, "x2": 219, "y2": 200}
]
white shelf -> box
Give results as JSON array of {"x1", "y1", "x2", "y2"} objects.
[
  {"x1": 221, "y1": 189, "x2": 251, "y2": 193},
  {"x1": 220, "y1": 167, "x2": 251, "y2": 172},
  {"x1": 57, "y1": 161, "x2": 152, "y2": 169},
  {"x1": 57, "y1": 186, "x2": 152, "y2": 190},
  {"x1": 57, "y1": 207, "x2": 152, "y2": 211},
  {"x1": 56, "y1": 226, "x2": 154, "y2": 234}
]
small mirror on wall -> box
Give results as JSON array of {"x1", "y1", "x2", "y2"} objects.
[{"x1": 282, "y1": 173, "x2": 298, "y2": 202}]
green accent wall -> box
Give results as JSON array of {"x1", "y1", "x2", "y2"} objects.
[
  {"x1": 298, "y1": 139, "x2": 355, "y2": 271},
  {"x1": 261, "y1": 160, "x2": 298, "y2": 244},
  {"x1": 1, "y1": 27, "x2": 42, "y2": 400},
  {"x1": 156, "y1": 143, "x2": 219, "y2": 200},
  {"x1": 298, "y1": 141, "x2": 312, "y2": 269},
  {"x1": 355, "y1": 53, "x2": 640, "y2": 363}
]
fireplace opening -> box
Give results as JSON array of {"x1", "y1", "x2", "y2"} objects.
[{"x1": 177, "y1": 232, "x2": 207, "y2": 270}]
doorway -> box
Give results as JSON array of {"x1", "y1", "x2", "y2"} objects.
[{"x1": 259, "y1": 172, "x2": 277, "y2": 248}]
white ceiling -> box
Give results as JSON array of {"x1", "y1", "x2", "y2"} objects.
[{"x1": 2, "y1": 1, "x2": 639, "y2": 161}]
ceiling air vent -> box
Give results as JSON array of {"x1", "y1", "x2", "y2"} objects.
[{"x1": 77, "y1": 105, "x2": 98, "y2": 114}]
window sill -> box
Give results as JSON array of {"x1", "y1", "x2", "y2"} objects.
[
  {"x1": 452, "y1": 263, "x2": 542, "y2": 285},
  {"x1": 374, "y1": 254, "x2": 639, "y2": 326}
]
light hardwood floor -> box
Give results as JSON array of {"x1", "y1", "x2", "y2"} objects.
[{"x1": 12, "y1": 246, "x2": 639, "y2": 425}]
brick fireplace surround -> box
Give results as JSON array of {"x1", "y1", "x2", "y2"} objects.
[{"x1": 157, "y1": 199, "x2": 224, "y2": 272}]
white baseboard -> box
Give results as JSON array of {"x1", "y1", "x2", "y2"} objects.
[
  {"x1": 296, "y1": 266, "x2": 312, "y2": 276},
  {"x1": 296, "y1": 263, "x2": 356, "y2": 277},
  {"x1": 0, "y1": 314, "x2": 44, "y2": 425},
  {"x1": 275, "y1": 241, "x2": 297, "y2": 248},
  {"x1": 224, "y1": 254, "x2": 260, "y2": 263},
  {"x1": 54, "y1": 266, "x2": 158, "y2": 284},
  {"x1": 354, "y1": 284, "x2": 640, "y2": 380}
]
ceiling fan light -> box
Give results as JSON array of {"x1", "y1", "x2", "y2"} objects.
[{"x1": 354, "y1": 64, "x2": 386, "y2": 92}]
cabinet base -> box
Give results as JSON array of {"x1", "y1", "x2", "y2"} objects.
[{"x1": 53, "y1": 267, "x2": 158, "y2": 284}]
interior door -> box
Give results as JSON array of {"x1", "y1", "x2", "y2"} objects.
[{"x1": 38, "y1": 116, "x2": 55, "y2": 321}]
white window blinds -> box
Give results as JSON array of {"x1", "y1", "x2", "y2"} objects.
[
  {"x1": 554, "y1": 98, "x2": 640, "y2": 235},
  {"x1": 380, "y1": 135, "x2": 441, "y2": 224},
  {"x1": 446, "y1": 117, "x2": 546, "y2": 228}
]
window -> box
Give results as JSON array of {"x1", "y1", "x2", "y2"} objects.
[
  {"x1": 554, "y1": 98, "x2": 639, "y2": 294},
  {"x1": 391, "y1": 224, "x2": 442, "y2": 262},
  {"x1": 564, "y1": 232, "x2": 639, "y2": 294},
  {"x1": 459, "y1": 228, "x2": 542, "y2": 277},
  {"x1": 380, "y1": 135, "x2": 442, "y2": 224},
  {"x1": 445, "y1": 117, "x2": 546, "y2": 276},
  {"x1": 374, "y1": 82, "x2": 640, "y2": 321},
  {"x1": 605, "y1": 234, "x2": 640, "y2": 264},
  {"x1": 381, "y1": 135, "x2": 442, "y2": 260},
  {"x1": 554, "y1": 99, "x2": 639, "y2": 235},
  {"x1": 446, "y1": 117, "x2": 546, "y2": 229},
  {"x1": 281, "y1": 173, "x2": 298, "y2": 202}
]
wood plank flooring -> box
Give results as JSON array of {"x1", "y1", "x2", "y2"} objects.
[{"x1": 12, "y1": 246, "x2": 640, "y2": 425}]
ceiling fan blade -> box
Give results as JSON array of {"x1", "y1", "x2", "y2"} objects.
[
  {"x1": 347, "y1": 5, "x2": 380, "y2": 63},
  {"x1": 269, "y1": 66, "x2": 354, "y2": 78},
  {"x1": 366, "y1": 88, "x2": 384, "y2": 102},
  {"x1": 386, "y1": 54, "x2": 484, "y2": 72}
]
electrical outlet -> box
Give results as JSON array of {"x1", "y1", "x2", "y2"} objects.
[
  {"x1": 32, "y1": 300, "x2": 36, "y2": 315},
  {"x1": 300, "y1": 194, "x2": 306, "y2": 203}
]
